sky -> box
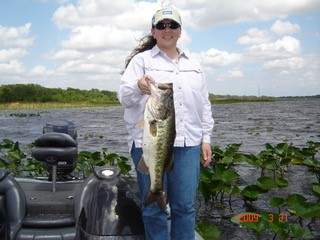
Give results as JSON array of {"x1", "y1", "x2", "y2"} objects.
[{"x1": 0, "y1": 0, "x2": 319, "y2": 96}]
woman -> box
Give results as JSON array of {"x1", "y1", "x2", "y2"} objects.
[{"x1": 118, "y1": 6, "x2": 214, "y2": 240}]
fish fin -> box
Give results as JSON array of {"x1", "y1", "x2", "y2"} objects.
[
  {"x1": 145, "y1": 191, "x2": 166, "y2": 210},
  {"x1": 136, "y1": 119, "x2": 144, "y2": 129},
  {"x1": 137, "y1": 156, "x2": 149, "y2": 174},
  {"x1": 149, "y1": 120, "x2": 157, "y2": 137},
  {"x1": 157, "y1": 192, "x2": 167, "y2": 210}
]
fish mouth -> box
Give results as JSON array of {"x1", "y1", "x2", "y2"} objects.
[
  {"x1": 157, "y1": 83, "x2": 173, "y2": 90},
  {"x1": 148, "y1": 82, "x2": 174, "y2": 120}
]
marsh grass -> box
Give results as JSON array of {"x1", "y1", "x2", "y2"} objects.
[
  {"x1": 213, "y1": 98, "x2": 274, "y2": 104},
  {"x1": 0, "y1": 102, "x2": 119, "y2": 110},
  {"x1": 0, "y1": 99, "x2": 274, "y2": 110}
]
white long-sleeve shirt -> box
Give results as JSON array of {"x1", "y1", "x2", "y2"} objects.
[{"x1": 118, "y1": 45, "x2": 214, "y2": 152}]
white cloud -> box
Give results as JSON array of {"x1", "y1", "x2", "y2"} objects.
[
  {"x1": 215, "y1": 68, "x2": 244, "y2": 82},
  {"x1": 228, "y1": 68, "x2": 244, "y2": 78},
  {"x1": 0, "y1": 60, "x2": 25, "y2": 75},
  {"x1": 247, "y1": 36, "x2": 300, "y2": 59},
  {"x1": 0, "y1": 23, "x2": 34, "y2": 48},
  {"x1": 47, "y1": 0, "x2": 319, "y2": 93},
  {"x1": 237, "y1": 21, "x2": 307, "y2": 80},
  {"x1": 196, "y1": 48, "x2": 242, "y2": 67},
  {"x1": 172, "y1": 0, "x2": 320, "y2": 28},
  {"x1": 51, "y1": 49, "x2": 84, "y2": 60},
  {"x1": 0, "y1": 23, "x2": 34, "y2": 80},
  {"x1": 178, "y1": 29, "x2": 192, "y2": 48},
  {"x1": 263, "y1": 57, "x2": 305, "y2": 70},
  {"x1": 53, "y1": 1, "x2": 155, "y2": 30},
  {"x1": 0, "y1": 48, "x2": 27, "y2": 62},
  {"x1": 271, "y1": 19, "x2": 300, "y2": 35},
  {"x1": 32, "y1": 0, "x2": 71, "y2": 3},
  {"x1": 2, "y1": 1, "x2": 318, "y2": 96},
  {"x1": 50, "y1": 49, "x2": 126, "y2": 66},
  {"x1": 85, "y1": 50, "x2": 127, "y2": 66},
  {"x1": 30, "y1": 65, "x2": 52, "y2": 76},
  {"x1": 52, "y1": 0, "x2": 320, "y2": 30},
  {"x1": 61, "y1": 25, "x2": 141, "y2": 51},
  {"x1": 56, "y1": 59, "x2": 119, "y2": 75},
  {"x1": 238, "y1": 28, "x2": 270, "y2": 45},
  {"x1": 105, "y1": 2, "x2": 157, "y2": 31}
]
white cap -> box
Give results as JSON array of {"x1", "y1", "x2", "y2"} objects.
[{"x1": 152, "y1": 7, "x2": 182, "y2": 26}]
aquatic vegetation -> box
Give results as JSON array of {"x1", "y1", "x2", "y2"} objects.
[
  {"x1": 77, "y1": 148, "x2": 131, "y2": 177},
  {"x1": 1, "y1": 138, "x2": 319, "y2": 239},
  {"x1": 0, "y1": 139, "x2": 131, "y2": 178},
  {"x1": 9, "y1": 112, "x2": 41, "y2": 117},
  {"x1": 198, "y1": 141, "x2": 320, "y2": 239},
  {"x1": 196, "y1": 221, "x2": 221, "y2": 240}
]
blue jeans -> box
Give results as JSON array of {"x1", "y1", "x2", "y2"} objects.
[{"x1": 131, "y1": 142, "x2": 200, "y2": 240}]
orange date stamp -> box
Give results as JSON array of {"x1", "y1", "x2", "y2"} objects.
[{"x1": 231, "y1": 212, "x2": 288, "y2": 223}]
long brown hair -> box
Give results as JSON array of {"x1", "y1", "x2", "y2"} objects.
[{"x1": 124, "y1": 34, "x2": 157, "y2": 70}]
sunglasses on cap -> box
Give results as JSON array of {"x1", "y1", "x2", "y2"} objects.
[{"x1": 154, "y1": 21, "x2": 181, "y2": 30}]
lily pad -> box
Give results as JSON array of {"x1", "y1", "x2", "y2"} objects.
[
  {"x1": 241, "y1": 185, "x2": 263, "y2": 201},
  {"x1": 196, "y1": 221, "x2": 220, "y2": 240},
  {"x1": 275, "y1": 177, "x2": 288, "y2": 188},
  {"x1": 270, "y1": 197, "x2": 286, "y2": 208},
  {"x1": 289, "y1": 223, "x2": 313, "y2": 239},
  {"x1": 312, "y1": 183, "x2": 320, "y2": 197},
  {"x1": 257, "y1": 176, "x2": 277, "y2": 190}
]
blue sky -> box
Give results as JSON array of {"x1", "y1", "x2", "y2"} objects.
[{"x1": 0, "y1": 0, "x2": 319, "y2": 96}]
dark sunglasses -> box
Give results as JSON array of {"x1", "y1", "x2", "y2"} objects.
[{"x1": 154, "y1": 21, "x2": 180, "y2": 30}]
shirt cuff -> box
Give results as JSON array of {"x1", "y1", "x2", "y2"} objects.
[
  {"x1": 202, "y1": 135, "x2": 211, "y2": 144},
  {"x1": 133, "y1": 81, "x2": 144, "y2": 95}
]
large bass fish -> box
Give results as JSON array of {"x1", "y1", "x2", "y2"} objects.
[{"x1": 138, "y1": 82, "x2": 175, "y2": 209}]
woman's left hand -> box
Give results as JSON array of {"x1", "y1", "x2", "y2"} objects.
[{"x1": 201, "y1": 143, "x2": 212, "y2": 167}]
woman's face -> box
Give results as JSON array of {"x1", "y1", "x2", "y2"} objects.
[{"x1": 151, "y1": 19, "x2": 181, "y2": 50}]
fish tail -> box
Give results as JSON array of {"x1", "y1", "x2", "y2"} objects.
[{"x1": 145, "y1": 191, "x2": 166, "y2": 209}]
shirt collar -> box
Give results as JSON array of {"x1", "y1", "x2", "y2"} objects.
[{"x1": 151, "y1": 45, "x2": 190, "y2": 59}]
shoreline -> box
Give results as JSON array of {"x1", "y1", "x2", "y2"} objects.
[
  {"x1": 0, "y1": 99, "x2": 276, "y2": 110},
  {"x1": 0, "y1": 102, "x2": 119, "y2": 111}
]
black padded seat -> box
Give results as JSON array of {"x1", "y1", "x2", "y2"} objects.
[
  {"x1": 16, "y1": 227, "x2": 75, "y2": 240},
  {"x1": 34, "y1": 133, "x2": 77, "y2": 148},
  {"x1": 32, "y1": 133, "x2": 77, "y2": 165},
  {"x1": 32, "y1": 133, "x2": 78, "y2": 178},
  {"x1": 17, "y1": 179, "x2": 83, "y2": 230},
  {"x1": 32, "y1": 147, "x2": 77, "y2": 164},
  {"x1": 0, "y1": 169, "x2": 9, "y2": 181},
  {"x1": 23, "y1": 214, "x2": 75, "y2": 228}
]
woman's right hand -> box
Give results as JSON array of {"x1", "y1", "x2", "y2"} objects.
[{"x1": 137, "y1": 75, "x2": 154, "y2": 95}]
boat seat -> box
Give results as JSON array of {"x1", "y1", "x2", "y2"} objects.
[
  {"x1": 0, "y1": 169, "x2": 26, "y2": 239},
  {"x1": 32, "y1": 132, "x2": 77, "y2": 166},
  {"x1": 23, "y1": 214, "x2": 75, "y2": 228},
  {"x1": 32, "y1": 147, "x2": 78, "y2": 165},
  {"x1": 0, "y1": 194, "x2": 8, "y2": 238},
  {"x1": 32, "y1": 133, "x2": 78, "y2": 192},
  {"x1": 16, "y1": 227, "x2": 75, "y2": 240},
  {"x1": 0, "y1": 169, "x2": 9, "y2": 181},
  {"x1": 33, "y1": 132, "x2": 77, "y2": 148}
]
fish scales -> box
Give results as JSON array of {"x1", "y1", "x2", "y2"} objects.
[{"x1": 141, "y1": 83, "x2": 175, "y2": 208}]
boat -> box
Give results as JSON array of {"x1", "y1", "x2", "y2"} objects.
[{"x1": 0, "y1": 121, "x2": 203, "y2": 240}]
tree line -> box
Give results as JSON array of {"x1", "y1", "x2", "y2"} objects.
[
  {"x1": 0, "y1": 84, "x2": 119, "y2": 104},
  {"x1": 1, "y1": 84, "x2": 317, "y2": 105}
]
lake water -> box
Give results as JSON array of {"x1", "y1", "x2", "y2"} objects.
[
  {"x1": 1, "y1": 98, "x2": 319, "y2": 239},
  {"x1": 0, "y1": 99, "x2": 319, "y2": 155}
]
